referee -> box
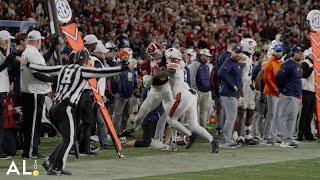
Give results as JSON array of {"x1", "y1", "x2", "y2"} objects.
[{"x1": 17, "y1": 49, "x2": 125, "y2": 176}]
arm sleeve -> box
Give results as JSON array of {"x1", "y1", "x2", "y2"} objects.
[
  {"x1": 218, "y1": 62, "x2": 235, "y2": 88},
  {"x1": 0, "y1": 54, "x2": 15, "y2": 72},
  {"x1": 32, "y1": 72, "x2": 57, "y2": 83},
  {"x1": 27, "y1": 63, "x2": 63, "y2": 76},
  {"x1": 143, "y1": 75, "x2": 153, "y2": 88},
  {"x1": 153, "y1": 68, "x2": 176, "y2": 79},
  {"x1": 81, "y1": 66, "x2": 122, "y2": 78},
  {"x1": 301, "y1": 62, "x2": 313, "y2": 78},
  {"x1": 0, "y1": 60, "x2": 8, "y2": 72}
]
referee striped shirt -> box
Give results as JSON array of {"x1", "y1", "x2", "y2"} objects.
[{"x1": 27, "y1": 63, "x2": 122, "y2": 105}]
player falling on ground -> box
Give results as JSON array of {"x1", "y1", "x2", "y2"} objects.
[
  {"x1": 165, "y1": 48, "x2": 219, "y2": 153},
  {"x1": 125, "y1": 43, "x2": 176, "y2": 149},
  {"x1": 233, "y1": 38, "x2": 259, "y2": 145},
  {"x1": 17, "y1": 49, "x2": 125, "y2": 176}
]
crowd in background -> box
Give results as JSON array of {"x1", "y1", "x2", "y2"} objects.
[{"x1": 1, "y1": 0, "x2": 319, "y2": 59}]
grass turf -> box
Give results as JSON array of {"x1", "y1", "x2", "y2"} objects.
[
  {"x1": 1, "y1": 123, "x2": 320, "y2": 179},
  {"x1": 137, "y1": 158, "x2": 320, "y2": 180}
]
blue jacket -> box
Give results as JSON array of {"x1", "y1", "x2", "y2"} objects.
[
  {"x1": 118, "y1": 69, "x2": 137, "y2": 98},
  {"x1": 196, "y1": 61, "x2": 211, "y2": 92},
  {"x1": 275, "y1": 59, "x2": 302, "y2": 98},
  {"x1": 213, "y1": 51, "x2": 231, "y2": 96},
  {"x1": 218, "y1": 58, "x2": 242, "y2": 97}
]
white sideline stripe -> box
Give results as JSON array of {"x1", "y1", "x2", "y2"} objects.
[{"x1": 62, "y1": 106, "x2": 74, "y2": 170}]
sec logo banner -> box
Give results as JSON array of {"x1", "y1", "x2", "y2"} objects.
[
  {"x1": 55, "y1": 0, "x2": 72, "y2": 23},
  {"x1": 307, "y1": 10, "x2": 320, "y2": 32}
]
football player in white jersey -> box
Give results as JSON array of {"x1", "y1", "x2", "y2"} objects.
[{"x1": 165, "y1": 48, "x2": 219, "y2": 153}]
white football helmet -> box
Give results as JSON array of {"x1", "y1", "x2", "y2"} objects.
[
  {"x1": 165, "y1": 48, "x2": 182, "y2": 63},
  {"x1": 105, "y1": 41, "x2": 117, "y2": 50},
  {"x1": 267, "y1": 40, "x2": 283, "y2": 58},
  {"x1": 186, "y1": 48, "x2": 197, "y2": 61},
  {"x1": 240, "y1": 38, "x2": 257, "y2": 55}
]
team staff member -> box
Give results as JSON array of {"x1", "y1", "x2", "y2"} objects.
[
  {"x1": 262, "y1": 44, "x2": 284, "y2": 145},
  {"x1": 298, "y1": 48, "x2": 316, "y2": 141},
  {"x1": 218, "y1": 45, "x2": 244, "y2": 149},
  {"x1": 20, "y1": 30, "x2": 52, "y2": 158},
  {"x1": 0, "y1": 30, "x2": 14, "y2": 159},
  {"x1": 189, "y1": 48, "x2": 213, "y2": 128},
  {"x1": 17, "y1": 49, "x2": 125, "y2": 176},
  {"x1": 276, "y1": 46, "x2": 303, "y2": 148},
  {"x1": 77, "y1": 34, "x2": 99, "y2": 155}
]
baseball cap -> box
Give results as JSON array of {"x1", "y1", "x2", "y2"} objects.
[
  {"x1": 292, "y1": 46, "x2": 302, "y2": 54},
  {"x1": 232, "y1": 44, "x2": 242, "y2": 53},
  {"x1": 94, "y1": 43, "x2": 109, "y2": 53},
  {"x1": 274, "y1": 44, "x2": 284, "y2": 52},
  {"x1": 83, "y1": 34, "x2": 99, "y2": 45},
  {"x1": 199, "y1": 48, "x2": 212, "y2": 57},
  {"x1": 26, "y1": 30, "x2": 45, "y2": 40},
  {"x1": 75, "y1": 49, "x2": 90, "y2": 62},
  {"x1": 0, "y1": 30, "x2": 15, "y2": 42}
]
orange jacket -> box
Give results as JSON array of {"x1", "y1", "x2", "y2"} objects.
[{"x1": 263, "y1": 56, "x2": 283, "y2": 97}]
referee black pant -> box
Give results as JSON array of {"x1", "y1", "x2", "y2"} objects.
[
  {"x1": 21, "y1": 92, "x2": 45, "y2": 157},
  {"x1": 49, "y1": 101, "x2": 75, "y2": 170},
  {"x1": 76, "y1": 90, "x2": 94, "y2": 153}
]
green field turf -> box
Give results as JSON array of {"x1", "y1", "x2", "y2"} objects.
[
  {"x1": 0, "y1": 128, "x2": 320, "y2": 179},
  {"x1": 137, "y1": 158, "x2": 320, "y2": 180}
]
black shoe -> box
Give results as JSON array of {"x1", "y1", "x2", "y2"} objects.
[
  {"x1": 0, "y1": 154, "x2": 11, "y2": 160},
  {"x1": 245, "y1": 138, "x2": 259, "y2": 145},
  {"x1": 42, "y1": 158, "x2": 51, "y2": 171},
  {"x1": 186, "y1": 133, "x2": 197, "y2": 149},
  {"x1": 31, "y1": 153, "x2": 44, "y2": 159},
  {"x1": 47, "y1": 168, "x2": 72, "y2": 176},
  {"x1": 80, "y1": 151, "x2": 98, "y2": 156},
  {"x1": 237, "y1": 138, "x2": 245, "y2": 145},
  {"x1": 211, "y1": 140, "x2": 219, "y2": 153},
  {"x1": 296, "y1": 137, "x2": 304, "y2": 141}
]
